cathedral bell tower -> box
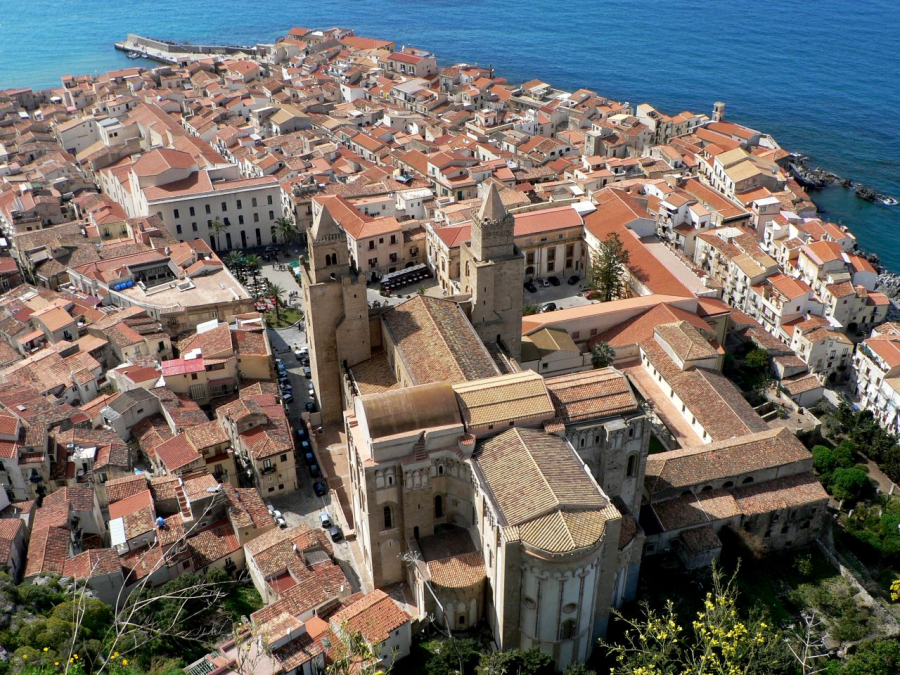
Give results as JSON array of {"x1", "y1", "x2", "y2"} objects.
[
  {"x1": 301, "y1": 201, "x2": 371, "y2": 424},
  {"x1": 460, "y1": 183, "x2": 524, "y2": 360}
]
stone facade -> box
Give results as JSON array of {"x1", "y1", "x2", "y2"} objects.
[
  {"x1": 301, "y1": 203, "x2": 372, "y2": 424},
  {"x1": 460, "y1": 184, "x2": 525, "y2": 360}
]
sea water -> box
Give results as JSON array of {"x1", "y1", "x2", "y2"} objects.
[{"x1": 1, "y1": 0, "x2": 898, "y2": 268}]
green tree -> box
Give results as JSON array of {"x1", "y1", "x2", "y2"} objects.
[
  {"x1": 523, "y1": 300, "x2": 541, "y2": 316},
  {"x1": 425, "y1": 638, "x2": 481, "y2": 675},
  {"x1": 477, "y1": 648, "x2": 555, "y2": 675},
  {"x1": 588, "y1": 232, "x2": 630, "y2": 302},
  {"x1": 811, "y1": 444, "x2": 854, "y2": 476},
  {"x1": 744, "y1": 347, "x2": 771, "y2": 371},
  {"x1": 275, "y1": 216, "x2": 298, "y2": 249},
  {"x1": 831, "y1": 467, "x2": 870, "y2": 502},
  {"x1": 590, "y1": 341, "x2": 615, "y2": 369},
  {"x1": 600, "y1": 563, "x2": 790, "y2": 675},
  {"x1": 209, "y1": 217, "x2": 228, "y2": 252}
]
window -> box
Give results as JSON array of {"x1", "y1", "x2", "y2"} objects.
[
  {"x1": 254, "y1": 213, "x2": 259, "y2": 223},
  {"x1": 205, "y1": 204, "x2": 211, "y2": 214},
  {"x1": 267, "y1": 195, "x2": 273, "y2": 205},
  {"x1": 626, "y1": 455, "x2": 637, "y2": 477},
  {"x1": 189, "y1": 206, "x2": 195, "y2": 216},
  {"x1": 280, "y1": 454, "x2": 287, "y2": 462},
  {"x1": 173, "y1": 208, "x2": 180, "y2": 218},
  {"x1": 435, "y1": 495, "x2": 443, "y2": 518},
  {"x1": 269, "y1": 210, "x2": 275, "y2": 220},
  {"x1": 383, "y1": 506, "x2": 393, "y2": 530},
  {"x1": 238, "y1": 215, "x2": 244, "y2": 225},
  {"x1": 437, "y1": 464, "x2": 444, "y2": 476},
  {"x1": 390, "y1": 235, "x2": 397, "y2": 245},
  {"x1": 221, "y1": 201, "x2": 227, "y2": 212},
  {"x1": 560, "y1": 619, "x2": 577, "y2": 640},
  {"x1": 263, "y1": 459, "x2": 272, "y2": 469},
  {"x1": 236, "y1": 199, "x2": 242, "y2": 209},
  {"x1": 176, "y1": 224, "x2": 182, "y2": 234},
  {"x1": 742, "y1": 476, "x2": 754, "y2": 485},
  {"x1": 369, "y1": 240, "x2": 376, "y2": 250},
  {"x1": 192, "y1": 223, "x2": 198, "y2": 232}
]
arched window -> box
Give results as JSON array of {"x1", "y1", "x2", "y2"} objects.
[
  {"x1": 465, "y1": 261, "x2": 470, "y2": 276},
  {"x1": 559, "y1": 619, "x2": 577, "y2": 640},
  {"x1": 626, "y1": 454, "x2": 637, "y2": 477},
  {"x1": 723, "y1": 481, "x2": 734, "y2": 489},
  {"x1": 435, "y1": 495, "x2": 443, "y2": 518},
  {"x1": 681, "y1": 490, "x2": 693, "y2": 497},
  {"x1": 702, "y1": 485, "x2": 713, "y2": 492},
  {"x1": 742, "y1": 476, "x2": 754, "y2": 485},
  {"x1": 386, "y1": 471, "x2": 394, "y2": 486},
  {"x1": 437, "y1": 464, "x2": 444, "y2": 476},
  {"x1": 383, "y1": 506, "x2": 393, "y2": 530}
]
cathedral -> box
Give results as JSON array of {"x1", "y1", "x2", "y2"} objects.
[{"x1": 301, "y1": 186, "x2": 647, "y2": 669}]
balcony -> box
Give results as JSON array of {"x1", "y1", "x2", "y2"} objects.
[{"x1": 260, "y1": 465, "x2": 277, "y2": 476}]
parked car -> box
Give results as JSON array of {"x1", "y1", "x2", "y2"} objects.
[
  {"x1": 303, "y1": 452, "x2": 315, "y2": 465},
  {"x1": 305, "y1": 401, "x2": 317, "y2": 414},
  {"x1": 283, "y1": 392, "x2": 293, "y2": 404},
  {"x1": 319, "y1": 512, "x2": 332, "y2": 529},
  {"x1": 308, "y1": 384, "x2": 315, "y2": 397},
  {"x1": 276, "y1": 517, "x2": 287, "y2": 529},
  {"x1": 567, "y1": 275, "x2": 580, "y2": 285},
  {"x1": 293, "y1": 347, "x2": 308, "y2": 359},
  {"x1": 539, "y1": 278, "x2": 551, "y2": 288},
  {"x1": 313, "y1": 481, "x2": 327, "y2": 496},
  {"x1": 524, "y1": 281, "x2": 537, "y2": 293},
  {"x1": 309, "y1": 464, "x2": 321, "y2": 478},
  {"x1": 329, "y1": 525, "x2": 344, "y2": 542},
  {"x1": 296, "y1": 426, "x2": 309, "y2": 441},
  {"x1": 303, "y1": 366, "x2": 312, "y2": 378},
  {"x1": 540, "y1": 302, "x2": 557, "y2": 313},
  {"x1": 548, "y1": 276, "x2": 560, "y2": 286}
]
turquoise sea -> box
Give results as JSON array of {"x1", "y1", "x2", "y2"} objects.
[{"x1": 1, "y1": 1, "x2": 899, "y2": 268}]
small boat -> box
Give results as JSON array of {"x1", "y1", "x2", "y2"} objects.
[
  {"x1": 880, "y1": 196, "x2": 899, "y2": 206},
  {"x1": 141, "y1": 54, "x2": 149, "y2": 59},
  {"x1": 856, "y1": 186, "x2": 877, "y2": 202},
  {"x1": 127, "y1": 52, "x2": 141, "y2": 60}
]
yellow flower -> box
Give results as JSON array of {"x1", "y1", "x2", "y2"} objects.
[
  {"x1": 123, "y1": 659, "x2": 129, "y2": 666},
  {"x1": 74, "y1": 653, "x2": 79, "y2": 659},
  {"x1": 43, "y1": 647, "x2": 49, "y2": 652},
  {"x1": 55, "y1": 662, "x2": 59, "y2": 667},
  {"x1": 21, "y1": 654, "x2": 27, "y2": 659},
  {"x1": 114, "y1": 652, "x2": 119, "y2": 657}
]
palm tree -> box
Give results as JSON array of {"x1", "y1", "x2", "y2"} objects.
[
  {"x1": 268, "y1": 281, "x2": 286, "y2": 321},
  {"x1": 275, "y1": 216, "x2": 298, "y2": 251},
  {"x1": 244, "y1": 254, "x2": 262, "y2": 296},
  {"x1": 224, "y1": 251, "x2": 242, "y2": 270},
  {"x1": 209, "y1": 217, "x2": 228, "y2": 252},
  {"x1": 590, "y1": 341, "x2": 615, "y2": 369}
]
